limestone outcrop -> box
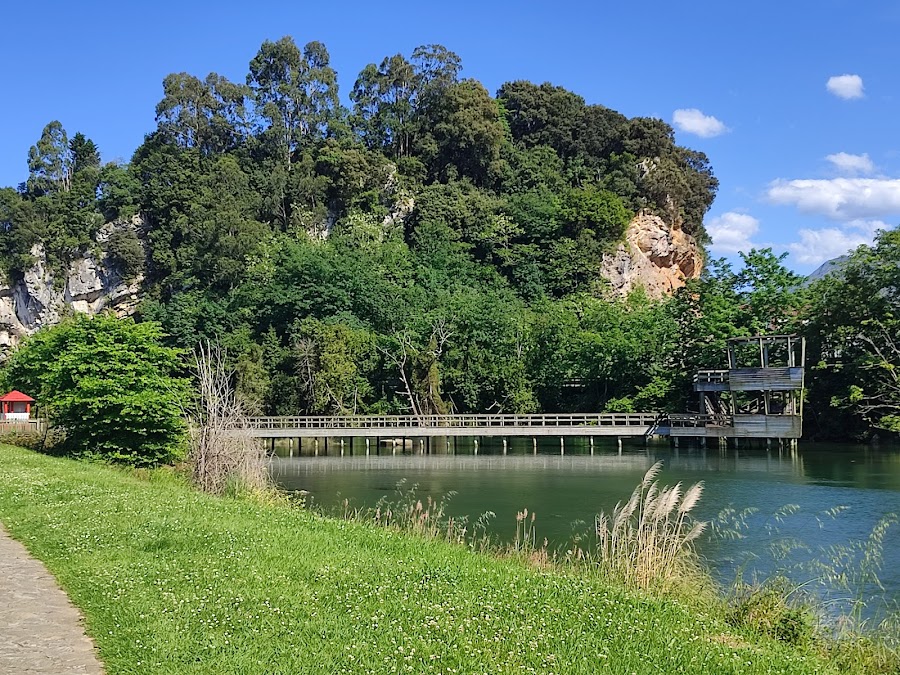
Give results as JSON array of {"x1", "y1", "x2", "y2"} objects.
[
  {"x1": 600, "y1": 211, "x2": 703, "y2": 298},
  {"x1": 0, "y1": 219, "x2": 145, "y2": 351},
  {"x1": 0, "y1": 207, "x2": 701, "y2": 352}
]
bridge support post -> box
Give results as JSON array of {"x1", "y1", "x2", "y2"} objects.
[
  {"x1": 560, "y1": 437, "x2": 564, "y2": 455},
  {"x1": 314, "y1": 438, "x2": 319, "y2": 457},
  {"x1": 502, "y1": 438, "x2": 507, "y2": 455},
  {"x1": 419, "y1": 438, "x2": 425, "y2": 454},
  {"x1": 532, "y1": 438, "x2": 537, "y2": 455},
  {"x1": 673, "y1": 437, "x2": 679, "y2": 449},
  {"x1": 366, "y1": 438, "x2": 370, "y2": 455},
  {"x1": 617, "y1": 436, "x2": 622, "y2": 452},
  {"x1": 589, "y1": 437, "x2": 594, "y2": 455},
  {"x1": 340, "y1": 439, "x2": 345, "y2": 456},
  {"x1": 700, "y1": 436, "x2": 706, "y2": 449},
  {"x1": 474, "y1": 438, "x2": 479, "y2": 455},
  {"x1": 289, "y1": 437, "x2": 294, "y2": 458}
]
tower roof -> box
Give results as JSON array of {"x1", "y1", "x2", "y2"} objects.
[{"x1": 0, "y1": 390, "x2": 35, "y2": 402}]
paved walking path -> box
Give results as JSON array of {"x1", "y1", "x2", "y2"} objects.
[{"x1": 0, "y1": 525, "x2": 104, "y2": 674}]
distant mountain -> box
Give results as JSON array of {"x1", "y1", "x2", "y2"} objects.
[{"x1": 806, "y1": 255, "x2": 849, "y2": 284}]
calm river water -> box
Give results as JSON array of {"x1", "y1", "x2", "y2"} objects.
[{"x1": 271, "y1": 437, "x2": 900, "y2": 614}]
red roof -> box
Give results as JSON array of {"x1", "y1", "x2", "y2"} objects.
[{"x1": 0, "y1": 390, "x2": 35, "y2": 402}]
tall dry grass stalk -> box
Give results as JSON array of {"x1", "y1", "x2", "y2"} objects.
[
  {"x1": 594, "y1": 461, "x2": 707, "y2": 589},
  {"x1": 339, "y1": 480, "x2": 495, "y2": 550},
  {"x1": 187, "y1": 342, "x2": 269, "y2": 495}
]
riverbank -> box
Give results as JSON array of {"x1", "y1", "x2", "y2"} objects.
[{"x1": 0, "y1": 443, "x2": 882, "y2": 673}]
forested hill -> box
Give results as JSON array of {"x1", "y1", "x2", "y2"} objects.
[
  {"x1": 0, "y1": 37, "x2": 897, "y2": 438},
  {"x1": 0, "y1": 36, "x2": 724, "y2": 417},
  {"x1": 8, "y1": 36, "x2": 898, "y2": 439},
  {"x1": 0, "y1": 39, "x2": 717, "y2": 295}
]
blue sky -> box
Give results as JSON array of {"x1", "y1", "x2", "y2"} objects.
[{"x1": 2, "y1": 0, "x2": 898, "y2": 272}]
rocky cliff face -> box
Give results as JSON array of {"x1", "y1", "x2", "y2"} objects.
[
  {"x1": 600, "y1": 211, "x2": 703, "y2": 298},
  {"x1": 0, "y1": 219, "x2": 145, "y2": 352},
  {"x1": 0, "y1": 210, "x2": 699, "y2": 351}
]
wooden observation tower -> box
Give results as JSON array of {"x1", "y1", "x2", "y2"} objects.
[{"x1": 692, "y1": 335, "x2": 805, "y2": 440}]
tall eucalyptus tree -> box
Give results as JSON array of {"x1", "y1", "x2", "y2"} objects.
[
  {"x1": 155, "y1": 72, "x2": 248, "y2": 155},
  {"x1": 350, "y1": 44, "x2": 461, "y2": 159},
  {"x1": 247, "y1": 37, "x2": 339, "y2": 170}
]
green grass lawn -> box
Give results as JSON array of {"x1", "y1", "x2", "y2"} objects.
[{"x1": 0, "y1": 444, "x2": 838, "y2": 674}]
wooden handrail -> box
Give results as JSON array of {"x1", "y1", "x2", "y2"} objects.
[
  {"x1": 693, "y1": 370, "x2": 729, "y2": 384},
  {"x1": 668, "y1": 413, "x2": 733, "y2": 427},
  {"x1": 243, "y1": 413, "x2": 690, "y2": 431}
]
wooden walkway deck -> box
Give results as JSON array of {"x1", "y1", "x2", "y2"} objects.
[
  {"x1": 0, "y1": 413, "x2": 799, "y2": 442},
  {"x1": 244, "y1": 413, "x2": 731, "y2": 439}
]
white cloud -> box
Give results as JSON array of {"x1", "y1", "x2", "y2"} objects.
[
  {"x1": 706, "y1": 211, "x2": 760, "y2": 253},
  {"x1": 672, "y1": 108, "x2": 728, "y2": 138},
  {"x1": 846, "y1": 218, "x2": 888, "y2": 236},
  {"x1": 825, "y1": 152, "x2": 875, "y2": 175},
  {"x1": 786, "y1": 220, "x2": 884, "y2": 265},
  {"x1": 767, "y1": 178, "x2": 900, "y2": 220},
  {"x1": 826, "y1": 74, "x2": 864, "y2": 99}
]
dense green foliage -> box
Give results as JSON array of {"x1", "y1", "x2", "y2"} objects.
[
  {"x1": 0, "y1": 315, "x2": 187, "y2": 464},
  {"x1": 0, "y1": 35, "x2": 896, "y2": 438},
  {"x1": 0, "y1": 444, "x2": 855, "y2": 674},
  {"x1": 804, "y1": 229, "x2": 900, "y2": 436},
  {"x1": 0, "y1": 37, "x2": 722, "y2": 419}
]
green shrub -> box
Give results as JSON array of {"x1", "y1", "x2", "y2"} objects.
[
  {"x1": 727, "y1": 581, "x2": 816, "y2": 647},
  {"x1": 105, "y1": 228, "x2": 144, "y2": 278},
  {"x1": 0, "y1": 430, "x2": 45, "y2": 451},
  {"x1": 0, "y1": 314, "x2": 188, "y2": 466},
  {"x1": 826, "y1": 631, "x2": 900, "y2": 675}
]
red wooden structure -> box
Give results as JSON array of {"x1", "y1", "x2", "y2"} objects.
[{"x1": 0, "y1": 390, "x2": 34, "y2": 419}]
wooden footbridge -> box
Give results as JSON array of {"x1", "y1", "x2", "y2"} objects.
[
  {"x1": 246, "y1": 335, "x2": 805, "y2": 446},
  {"x1": 246, "y1": 412, "x2": 709, "y2": 439},
  {"x1": 0, "y1": 336, "x2": 803, "y2": 449},
  {"x1": 245, "y1": 410, "x2": 794, "y2": 442}
]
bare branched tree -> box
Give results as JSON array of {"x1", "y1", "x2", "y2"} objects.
[
  {"x1": 293, "y1": 336, "x2": 319, "y2": 406},
  {"x1": 378, "y1": 318, "x2": 455, "y2": 423},
  {"x1": 420, "y1": 319, "x2": 453, "y2": 417},
  {"x1": 187, "y1": 341, "x2": 269, "y2": 495},
  {"x1": 429, "y1": 317, "x2": 452, "y2": 358},
  {"x1": 378, "y1": 331, "x2": 422, "y2": 419}
]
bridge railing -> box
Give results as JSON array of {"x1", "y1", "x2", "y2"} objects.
[
  {"x1": 693, "y1": 369, "x2": 729, "y2": 385},
  {"x1": 668, "y1": 413, "x2": 733, "y2": 428},
  {"x1": 245, "y1": 413, "x2": 671, "y2": 430}
]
